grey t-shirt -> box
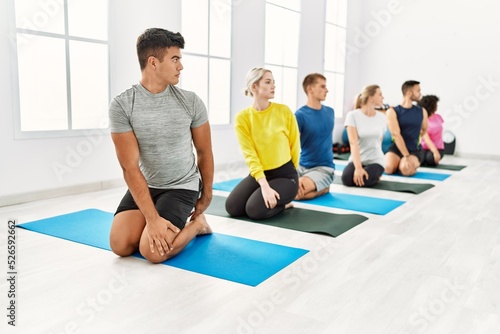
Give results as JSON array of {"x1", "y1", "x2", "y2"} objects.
[
  {"x1": 109, "y1": 83, "x2": 208, "y2": 191},
  {"x1": 344, "y1": 109, "x2": 387, "y2": 167}
]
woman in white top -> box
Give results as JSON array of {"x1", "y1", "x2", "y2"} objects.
[{"x1": 341, "y1": 85, "x2": 388, "y2": 187}]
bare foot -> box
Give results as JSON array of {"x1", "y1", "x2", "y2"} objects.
[
  {"x1": 284, "y1": 202, "x2": 294, "y2": 210},
  {"x1": 193, "y1": 213, "x2": 212, "y2": 235}
]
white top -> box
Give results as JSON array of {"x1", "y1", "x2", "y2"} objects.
[{"x1": 344, "y1": 109, "x2": 387, "y2": 167}]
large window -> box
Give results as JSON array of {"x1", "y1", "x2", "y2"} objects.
[
  {"x1": 180, "y1": 0, "x2": 232, "y2": 125},
  {"x1": 324, "y1": 0, "x2": 347, "y2": 117},
  {"x1": 265, "y1": 0, "x2": 301, "y2": 111},
  {"x1": 12, "y1": 0, "x2": 109, "y2": 137}
]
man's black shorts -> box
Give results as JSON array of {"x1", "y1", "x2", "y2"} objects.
[
  {"x1": 115, "y1": 187, "x2": 199, "y2": 229},
  {"x1": 387, "y1": 143, "x2": 424, "y2": 162}
]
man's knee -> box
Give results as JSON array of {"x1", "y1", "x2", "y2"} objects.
[
  {"x1": 299, "y1": 176, "x2": 316, "y2": 191},
  {"x1": 384, "y1": 164, "x2": 398, "y2": 174},
  {"x1": 399, "y1": 164, "x2": 416, "y2": 176},
  {"x1": 318, "y1": 187, "x2": 329, "y2": 195},
  {"x1": 110, "y1": 236, "x2": 137, "y2": 257},
  {"x1": 139, "y1": 241, "x2": 170, "y2": 264}
]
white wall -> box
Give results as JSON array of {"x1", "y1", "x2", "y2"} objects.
[{"x1": 343, "y1": 0, "x2": 500, "y2": 158}]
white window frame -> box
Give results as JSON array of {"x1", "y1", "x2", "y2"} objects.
[
  {"x1": 264, "y1": 1, "x2": 301, "y2": 112},
  {"x1": 9, "y1": 0, "x2": 110, "y2": 139},
  {"x1": 324, "y1": 0, "x2": 347, "y2": 118},
  {"x1": 180, "y1": 0, "x2": 233, "y2": 126}
]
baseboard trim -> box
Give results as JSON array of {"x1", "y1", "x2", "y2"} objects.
[
  {"x1": 0, "y1": 179, "x2": 126, "y2": 207},
  {"x1": 454, "y1": 152, "x2": 500, "y2": 161}
]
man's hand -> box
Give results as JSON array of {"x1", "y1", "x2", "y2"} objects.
[
  {"x1": 432, "y1": 150, "x2": 441, "y2": 164},
  {"x1": 190, "y1": 192, "x2": 212, "y2": 220},
  {"x1": 296, "y1": 178, "x2": 307, "y2": 199},
  {"x1": 145, "y1": 216, "x2": 180, "y2": 256}
]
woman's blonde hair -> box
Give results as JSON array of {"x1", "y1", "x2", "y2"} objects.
[
  {"x1": 244, "y1": 67, "x2": 271, "y2": 97},
  {"x1": 355, "y1": 85, "x2": 380, "y2": 109}
]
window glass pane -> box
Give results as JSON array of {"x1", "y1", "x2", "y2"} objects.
[
  {"x1": 17, "y1": 34, "x2": 68, "y2": 131},
  {"x1": 324, "y1": 24, "x2": 337, "y2": 72},
  {"x1": 324, "y1": 24, "x2": 347, "y2": 73},
  {"x1": 209, "y1": 58, "x2": 230, "y2": 124},
  {"x1": 335, "y1": 26, "x2": 346, "y2": 73},
  {"x1": 14, "y1": 0, "x2": 65, "y2": 35},
  {"x1": 267, "y1": 0, "x2": 300, "y2": 11},
  {"x1": 181, "y1": 0, "x2": 208, "y2": 54},
  {"x1": 209, "y1": 0, "x2": 231, "y2": 58},
  {"x1": 180, "y1": 55, "x2": 208, "y2": 108},
  {"x1": 67, "y1": 0, "x2": 108, "y2": 40},
  {"x1": 324, "y1": 72, "x2": 344, "y2": 118},
  {"x1": 265, "y1": 4, "x2": 284, "y2": 65},
  {"x1": 266, "y1": 64, "x2": 282, "y2": 102},
  {"x1": 337, "y1": 0, "x2": 348, "y2": 27},
  {"x1": 281, "y1": 67, "x2": 298, "y2": 112},
  {"x1": 326, "y1": 0, "x2": 347, "y2": 26},
  {"x1": 281, "y1": 10, "x2": 300, "y2": 67},
  {"x1": 265, "y1": 4, "x2": 300, "y2": 67},
  {"x1": 266, "y1": 65, "x2": 297, "y2": 112},
  {"x1": 69, "y1": 41, "x2": 109, "y2": 130}
]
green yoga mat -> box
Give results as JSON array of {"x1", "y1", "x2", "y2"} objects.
[
  {"x1": 333, "y1": 178, "x2": 434, "y2": 194},
  {"x1": 334, "y1": 156, "x2": 466, "y2": 171},
  {"x1": 206, "y1": 195, "x2": 368, "y2": 237},
  {"x1": 333, "y1": 153, "x2": 351, "y2": 161},
  {"x1": 423, "y1": 164, "x2": 466, "y2": 171}
]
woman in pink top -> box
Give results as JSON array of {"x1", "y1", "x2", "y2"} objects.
[{"x1": 418, "y1": 95, "x2": 444, "y2": 166}]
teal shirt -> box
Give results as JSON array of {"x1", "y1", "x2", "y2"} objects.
[{"x1": 295, "y1": 105, "x2": 335, "y2": 169}]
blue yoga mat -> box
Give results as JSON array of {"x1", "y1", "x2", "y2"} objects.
[
  {"x1": 334, "y1": 163, "x2": 451, "y2": 181},
  {"x1": 213, "y1": 179, "x2": 404, "y2": 215},
  {"x1": 18, "y1": 209, "x2": 308, "y2": 287},
  {"x1": 297, "y1": 192, "x2": 403, "y2": 215}
]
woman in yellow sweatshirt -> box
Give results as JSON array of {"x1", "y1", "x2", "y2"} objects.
[{"x1": 225, "y1": 68, "x2": 300, "y2": 219}]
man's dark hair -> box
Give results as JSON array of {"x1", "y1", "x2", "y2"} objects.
[
  {"x1": 302, "y1": 73, "x2": 327, "y2": 94},
  {"x1": 417, "y1": 95, "x2": 440, "y2": 116},
  {"x1": 401, "y1": 80, "x2": 420, "y2": 95},
  {"x1": 136, "y1": 28, "x2": 185, "y2": 70}
]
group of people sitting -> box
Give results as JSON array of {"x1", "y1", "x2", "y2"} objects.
[
  {"x1": 107, "y1": 28, "x2": 445, "y2": 263},
  {"x1": 226, "y1": 69, "x2": 445, "y2": 221}
]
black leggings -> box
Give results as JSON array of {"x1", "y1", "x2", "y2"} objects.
[
  {"x1": 225, "y1": 160, "x2": 298, "y2": 220},
  {"x1": 341, "y1": 162, "x2": 384, "y2": 188},
  {"x1": 420, "y1": 149, "x2": 444, "y2": 166}
]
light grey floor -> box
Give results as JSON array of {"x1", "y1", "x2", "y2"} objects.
[{"x1": 1, "y1": 156, "x2": 499, "y2": 334}]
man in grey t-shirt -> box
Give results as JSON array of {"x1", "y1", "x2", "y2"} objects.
[{"x1": 109, "y1": 28, "x2": 214, "y2": 264}]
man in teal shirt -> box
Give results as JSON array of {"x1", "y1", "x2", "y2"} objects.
[{"x1": 294, "y1": 73, "x2": 336, "y2": 200}]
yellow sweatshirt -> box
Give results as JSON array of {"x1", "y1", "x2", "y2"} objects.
[{"x1": 235, "y1": 102, "x2": 300, "y2": 180}]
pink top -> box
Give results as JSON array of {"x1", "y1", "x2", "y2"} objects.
[{"x1": 421, "y1": 113, "x2": 444, "y2": 150}]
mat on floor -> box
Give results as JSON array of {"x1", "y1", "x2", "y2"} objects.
[
  {"x1": 422, "y1": 163, "x2": 466, "y2": 171},
  {"x1": 333, "y1": 153, "x2": 351, "y2": 161},
  {"x1": 297, "y1": 192, "x2": 404, "y2": 215},
  {"x1": 332, "y1": 178, "x2": 434, "y2": 194},
  {"x1": 334, "y1": 164, "x2": 451, "y2": 181},
  {"x1": 18, "y1": 209, "x2": 308, "y2": 287},
  {"x1": 205, "y1": 195, "x2": 368, "y2": 237},
  {"x1": 213, "y1": 179, "x2": 404, "y2": 215},
  {"x1": 334, "y1": 158, "x2": 465, "y2": 172}
]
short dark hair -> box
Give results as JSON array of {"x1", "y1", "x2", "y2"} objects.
[
  {"x1": 136, "y1": 28, "x2": 185, "y2": 70},
  {"x1": 401, "y1": 80, "x2": 420, "y2": 95},
  {"x1": 302, "y1": 73, "x2": 327, "y2": 94},
  {"x1": 418, "y1": 95, "x2": 440, "y2": 116}
]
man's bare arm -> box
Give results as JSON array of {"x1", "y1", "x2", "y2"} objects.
[{"x1": 190, "y1": 122, "x2": 214, "y2": 218}]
